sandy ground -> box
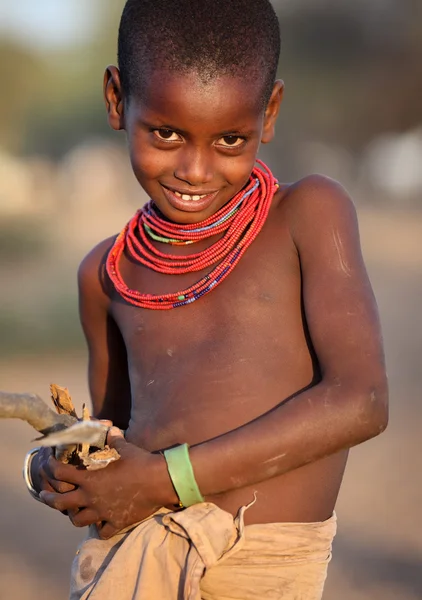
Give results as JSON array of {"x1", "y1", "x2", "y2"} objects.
[{"x1": 0, "y1": 208, "x2": 421, "y2": 599}]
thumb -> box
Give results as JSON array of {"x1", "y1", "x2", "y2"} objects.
[{"x1": 106, "y1": 426, "x2": 126, "y2": 450}]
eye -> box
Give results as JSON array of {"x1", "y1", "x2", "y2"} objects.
[
  {"x1": 153, "y1": 129, "x2": 182, "y2": 142},
  {"x1": 217, "y1": 135, "x2": 245, "y2": 148}
]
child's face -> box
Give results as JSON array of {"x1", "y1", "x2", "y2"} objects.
[{"x1": 105, "y1": 68, "x2": 283, "y2": 224}]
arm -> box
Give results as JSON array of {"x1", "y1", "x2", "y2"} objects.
[
  {"x1": 190, "y1": 175, "x2": 388, "y2": 494},
  {"x1": 77, "y1": 237, "x2": 132, "y2": 429},
  {"x1": 31, "y1": 238, "x2": 132, "y2": 497}
]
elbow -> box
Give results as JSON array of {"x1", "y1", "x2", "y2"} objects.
[{"x1": 355, "y1": 378, "x2": 389, "y2": 441}]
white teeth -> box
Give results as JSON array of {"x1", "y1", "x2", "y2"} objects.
[{"x1": 174, "y1": 191, "x2": 207, "y2": 201}]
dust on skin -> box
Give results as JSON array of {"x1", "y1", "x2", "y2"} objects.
[
  {"x1": 263, "y1": 453, "x2": 287, "y2": 464},
  {"x1": 332, "y1": 229, "x2": 352, "y2": 277}
]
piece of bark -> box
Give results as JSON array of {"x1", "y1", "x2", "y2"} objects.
[
  {"x1": 50, "y1": 385, "x2": 79, "y2": 462},
  {"x1": 81, "y1": 447, "x2": 121, "y2": 471},
  {"x1": 50, "y1": 384, "x2": 78, "y2": 418},
  {"x1": 80, "y1": 404, "x2": 91, "y2": 459}
]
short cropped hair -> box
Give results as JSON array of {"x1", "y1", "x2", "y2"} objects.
[{"x1": 118, "y1": 0, "x2": 280, "y2": 108}]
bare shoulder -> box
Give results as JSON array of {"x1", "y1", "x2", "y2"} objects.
[
  {"x1": 78, "y1": 235, "x2": 117, "y2": 305},
  {"x1": 277, "y1": 173, "x2": 358, "y2": 240}
]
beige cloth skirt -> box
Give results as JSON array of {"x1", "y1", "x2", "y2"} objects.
[{"x1": 70, "y1": 501, "x2": 336, "y2": 600}]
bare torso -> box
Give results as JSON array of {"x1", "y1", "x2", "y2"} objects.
[{"x1": 108, "y1": 185, "x2": 348, "y2": 525}]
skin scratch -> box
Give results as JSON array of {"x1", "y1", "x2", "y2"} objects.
[
  {"x1": 332, "y1": 229, "x2": 352, "y2": 277},
  {"x1": 263, "y1": 453, "x2": 287, "y2": 464}
]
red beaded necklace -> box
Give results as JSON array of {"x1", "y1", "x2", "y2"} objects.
[{"x1": 106, "y1": 160, "x2": 278, "y2": 309}]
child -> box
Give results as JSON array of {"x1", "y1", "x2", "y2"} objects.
[{"x1": 27, "y1": 0, "x2": 389, "y2": 598}]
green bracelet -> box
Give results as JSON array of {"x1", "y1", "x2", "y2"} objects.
[{"x1": 163, "y1": 444, "x2": 204, "y2": 508}]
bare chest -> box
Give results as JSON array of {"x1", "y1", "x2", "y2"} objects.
[{"x1": 110, "y1": 217, "x2": 315, "y2": 449}]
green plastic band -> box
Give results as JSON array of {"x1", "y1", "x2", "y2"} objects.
[{"x1": 163, "y1": 444, "x2": 204, "y2": 508}]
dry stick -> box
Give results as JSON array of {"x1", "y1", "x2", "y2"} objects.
[
  {"x1": 0, "y1": 391, "x2": 76, "y2": 434},
  {"x1": 0, "y1": 391, "x2": 108, "y2": 452}
]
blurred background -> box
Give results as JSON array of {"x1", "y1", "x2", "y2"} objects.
[{"x1": 0, "y1": 0, "x2": 421, "y2": 598}]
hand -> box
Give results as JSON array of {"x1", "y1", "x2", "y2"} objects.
[
  {"x1": 32, "y1": 446, "x2": 75, "y2": 495},
  {"x1": 40, "y1": 427, "x2": 173, "y2": 539},
  {"x1": 32, "y1": 420, "x2": 113, "y2": 496}
]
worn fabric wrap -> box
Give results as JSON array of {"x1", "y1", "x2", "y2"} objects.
[{"x1": 70, "y1": 502, "x2": 336, "y2": 600}]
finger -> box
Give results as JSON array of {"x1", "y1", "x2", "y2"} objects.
[
  {"x1": 39, "y1": 481, "x2": 55, "y2": 495},
  {"x1": 35, "y1": 448, "x2": 54, "y2": 489},
  {"x1": 37, "y1": 465, "x2": 56, "y2": 493},
  {"x1": 40, "y1": 460, "x2": 74, "y2": 493},
  {"x1": 39, "y1": 489, "x2": 86, "y2": 513},
  {"x1": 69, "y1": 508, "x2": 100, "y2": 528},
  {"x1": 47, "y1": 478, "x2": 76, "y2": 494},
  {"x1": 107, "y1": 426, "x2": 126, "y2": 450},
  {"x1": 45, "y1": 456, "x2": 82, "y2": 485}
]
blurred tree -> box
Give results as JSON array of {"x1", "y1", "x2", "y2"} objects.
[
  {"x1": 1, "y1": 0, "x2": 421, "y2": 158},
  {"x1": 277, "y1": 1, "x2": 422, "y2": 150},
  {"x1": 24, "y1": 0, "x2": 127, "y2": 157},
  {"x1": 0, "y1": 0, "x2": 126, "y2": 157},
  {"x1": 0, "y1": 41, "x2": 46, "y2": 153}
]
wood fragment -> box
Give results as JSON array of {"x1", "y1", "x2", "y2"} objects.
[
  {"x1": 81, "y1": 447, "x2": 120, "y2": 470},
  {"x1": 81, "y1": 404, "x2": 91, "y2": 458},
  {"x1": 55, "y1": 443, "x2": 77, "y2": 464},
  {"x1": 50, "y1": 384, "x2": 78, "y2": 418},
  {"x1": 35, "y1": 420, "x2": 108, "y2": 448},
  {"x1": 82, "y1": 404, "x2": 90, "y2": 421}
]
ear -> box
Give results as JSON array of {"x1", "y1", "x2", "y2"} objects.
[
  {"x1": 104, "y1": 66, "x2": 125, "y2": 131},
  {"x1": 261, "y1": 80, "x2": 284, "y2": 144}
]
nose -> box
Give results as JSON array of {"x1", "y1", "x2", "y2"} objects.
[{"x1": 174, "y1": 145, "x2": 213, "y2": 187}]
